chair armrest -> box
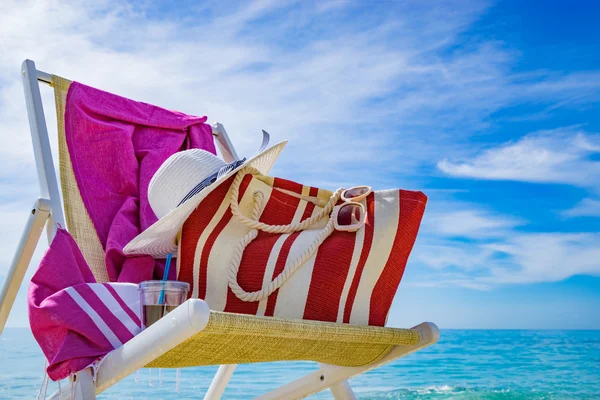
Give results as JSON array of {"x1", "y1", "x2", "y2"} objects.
[{"x1": 95, "y1": 299, "x2": 210, "y2": 393}]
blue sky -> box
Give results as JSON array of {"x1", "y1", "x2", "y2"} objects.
[{"x1": 0, "y1": 0, "x2": 599, "y2": 329}]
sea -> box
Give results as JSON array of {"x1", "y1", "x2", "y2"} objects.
[{"x1": 1, "y1": 329, "x2": 598, "y2": 399}]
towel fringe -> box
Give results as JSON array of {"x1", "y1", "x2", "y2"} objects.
[
  {"x1": 42, "y1": 376, "x2": 49, "y2": 400},
  {"x1": 36, "y1": 361, "x2": 49, "y2": 400},
  {"x1": 69, "y1": 374, "x2": 78, "y2": 399}
]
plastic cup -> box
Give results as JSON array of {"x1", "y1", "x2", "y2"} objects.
[{"x1": 138, "y1": 281, "x2": 190, "y2": 329}]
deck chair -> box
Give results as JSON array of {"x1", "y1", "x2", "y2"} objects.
[{"x1": 0, "y1": 59, "x2": 439, "y2": 400}]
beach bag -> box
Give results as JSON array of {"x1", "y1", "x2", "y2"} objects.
[{"x1": 177, "y1": 168, "x2": 427, "y2": 326}]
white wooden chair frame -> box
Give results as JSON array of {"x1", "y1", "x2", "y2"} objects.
[{"x1": 0, "y1": 60, "x2": 439, "y2": 399}]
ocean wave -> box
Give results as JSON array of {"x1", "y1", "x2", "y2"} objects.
[{"x1": 358, "y1": 385, "x2": 593, "y2": 400}]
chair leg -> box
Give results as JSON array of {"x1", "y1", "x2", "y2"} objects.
[
  {"x1": 71, "y1": 368, "x2": 96, "y2": 400},
  {"x1": 256, "y1": 322, "x2": 439, "y2": 400},
  {"x1": 320, "y1": 363, "x2": 357, "y2": 400},
  {"x1": 204, "y1": 364, "x2": 237, "y2": 400},
  {"x1": 48, "y1": 368, "x2": 95, "y2": 400},
  {"x1": 329, "y1": 381, "x2": 357, "y2": 400},
  {"x1": 0, "y1": 198, "x2": 50, "y2": 334}
]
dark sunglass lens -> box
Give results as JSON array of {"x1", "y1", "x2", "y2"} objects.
[
  {"x1": 337, "y1": 204, "x2": 362, "y2": 226},
  {"x1": 345, "y1": 187, "x2": 368, "y2": 199}
]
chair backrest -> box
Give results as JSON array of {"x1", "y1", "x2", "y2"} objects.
[{"x1": 25, "y1": 60, "x2": 239, "y2": 282}]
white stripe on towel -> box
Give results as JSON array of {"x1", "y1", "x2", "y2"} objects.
[
  {"x1": 88, "y1": 284, "x2": 140, "y2": 336},
  {"x1": 65, "y1": 286, "x2": 123, "y2": 349}
]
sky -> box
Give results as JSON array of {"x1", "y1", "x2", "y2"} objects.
[{"x1": 0, "y1": 0, "x2": 599, "y2": 329}]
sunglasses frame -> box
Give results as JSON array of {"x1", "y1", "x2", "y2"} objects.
[
  {"x1": 341, "y1": 185, "x2": 373, "y2": 202},
  {"x1": 332, "y1": 201, "x2": 366, "y2": 232}
]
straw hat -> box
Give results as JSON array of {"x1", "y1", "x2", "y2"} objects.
[{"x1": 124, "y1": 140, "x2": 287, "y2": 258}]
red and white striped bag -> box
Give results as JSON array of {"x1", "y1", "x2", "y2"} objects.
[{"x1": 177, "y1": 168, "x2": 427, "y2": 326}]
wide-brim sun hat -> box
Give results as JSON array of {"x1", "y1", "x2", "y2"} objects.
[{"x1": 124, "y1": 137, "x2": 287, "y2": 258}]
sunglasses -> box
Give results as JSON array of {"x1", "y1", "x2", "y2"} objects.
[{"x1": 333, "y1": 186, "x2": 372, "y2": 232}]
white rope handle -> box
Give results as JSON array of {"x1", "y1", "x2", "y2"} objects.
[
  {"x1": 229, "y1": 166, "x2": 343, "y2": 233},
  {"x1": 227, "y1": 167, "x2": 341, "y2": 302}
]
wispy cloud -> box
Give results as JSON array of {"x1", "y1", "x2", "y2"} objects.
[
  {"x1": 413, "y1": 231, "x2": 600, "y2": 289},
  {"x1": 438, "y1": 127, "x2": 600, "y2": 188},
  {"x1": 2, "y1": 0, "x2": 600, "y2": 189},
  {"x1": 483, "y1": 232, "x2": 600, "y2": 284},
  {"x1": 422, "y1": 206, "x2": 524, "y2": 239},
  {"x1": 412, "y1": 199, "x2": 600, "y2": 289},
  {"x1": 563, "y1": 198, "x2": 600, "y2": 218}
]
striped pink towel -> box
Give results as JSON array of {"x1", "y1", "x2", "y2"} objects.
[{"x1": 28, "y1": 229, "x2": 141, "y2": 381}]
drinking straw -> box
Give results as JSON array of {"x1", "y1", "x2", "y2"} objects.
[{"x1": 158, "y1": 253, "x2": 173, "y2": 305}]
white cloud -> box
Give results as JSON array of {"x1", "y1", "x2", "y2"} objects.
[
  {"x1": 483, "y1": 233, "x2": 600, "y2": 284},
  {"x1": 2, "y1": 0, "x2": 599, "y2": 190},
  {"x1": 438, "y1": 128, "x2": 600, "y2": 188},
  {"x1": 562, "y1": 198, "x2": 600, "y2": 218},
  {"x1": 422, "y1": 207, "x2": 524, "y2": 239},
  {"x1": 413, "y1": 218, "x2": 600, "y2": 289},
  {"x1": 413, "y1": 239, "x2": 498, "y2": 273},
  {"x1": 411, "y1": 199, "x2": 599, "y2": 289}
]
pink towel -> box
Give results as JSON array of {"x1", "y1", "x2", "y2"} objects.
[
  {"x1": 28, "y1": 82, "x2": 216, "y2": 380},
  {"x1": 64, "y1": 81, "x2": 216, "y2": 282},
  {"x1": 29, "y1": 229, "x2": 141, "y2": 381}
]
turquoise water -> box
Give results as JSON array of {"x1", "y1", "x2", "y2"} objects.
[{"x1": 1, "y1": 329, "x2": 598, "y2": 399}]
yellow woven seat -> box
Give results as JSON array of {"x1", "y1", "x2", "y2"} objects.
[{"x1": 148, "y1": 311, "x2": 420, "y2": 368}]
